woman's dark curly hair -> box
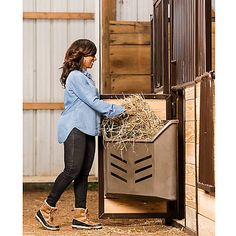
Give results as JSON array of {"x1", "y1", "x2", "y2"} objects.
[{"x1": 60, "y1": 39, "x2": 97, "y2": 88}]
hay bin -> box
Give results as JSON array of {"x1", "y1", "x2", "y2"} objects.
[{"x1": 103, "y1": 120, "x2": 178, "y2": 200}]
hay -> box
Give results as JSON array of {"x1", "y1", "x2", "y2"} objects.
[{"x1": 101, "y1": 94, "x2": 165, "y2": 151}]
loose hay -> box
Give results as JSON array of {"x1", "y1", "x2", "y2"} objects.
[{"x1": 101, "y1": 94, "x2": 165, "y2": 151}]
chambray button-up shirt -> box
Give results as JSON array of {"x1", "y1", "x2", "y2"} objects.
[{"x1": 57, "y1": 70, "x2": 125, "y2": 143}]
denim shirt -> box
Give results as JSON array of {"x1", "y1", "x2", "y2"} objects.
[{"x1": 57, "y1": 70, "x2": 125, "y2": 143}]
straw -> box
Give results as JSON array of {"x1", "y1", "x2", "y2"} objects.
[{"x1": 101, "y1": 94, "x2": 165, "y2": 151}]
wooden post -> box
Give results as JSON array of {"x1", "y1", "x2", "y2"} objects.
[{"x1": 102, "y1": 0, "x2": 116, "y2": 94}]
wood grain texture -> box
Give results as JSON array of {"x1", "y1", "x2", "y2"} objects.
[
  {"x1": 102, "y1": 0, "x2": 111, "y2": 93},
  {"x1": 185, "y1": 143, "x2": 195, "y2": 165},
  {"x1": 198, "y1": 214, "x2": 215, "y2": 236},
  {"x1": 186, "y1": 206, "x2": 197, "y2": 232},
  {"x1": 23, "y1": 102, "x2": 64, "y2": 110},
  {"x1": 111, "y1": 75, "x2": 151, "y2": 94},
  {"x1": 185, "y1": 100, "x2": 195, "y2": 121},
  {"x1": 185, "y1": 86, "x2": 194, "y2": 100},
  {"x1": 109, "y1": 21, "x2": 151, "y2": 33},
  {"x1": 110, "y1": 45, "x2": 150, "y2": 74},
  {"x1": 23, "y1": 12, "x2": 95, "y2": 20},
  {"x1": 196, "y1": 97, "x2": 200, "y2": 121},
  {"x1": 185, "y1": 164, "x2": 196, "y2": 187},
  {"x1": 185, "y1": 121, "x2": 195, "y2": 143},
  {"x1": 104, "y1": 198, "x2": 167, "y2": 213},
  {"x1": 198, "y1": 189, "x2": 215, "y2": 221},
  {"x1": 196, "y1": 82, "x2": 201, "y2": 98},
  {"x1": 185, "y1": 185, "x2": 196, "y2": 209},
  {"x1": 110, "y1": 33, "x2": 150, "y2": 45}
]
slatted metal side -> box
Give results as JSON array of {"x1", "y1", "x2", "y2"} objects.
[
  {"x1": 116, "y1": 0, "x2": 153, "y2": 21},
  {"x1": 23, "y1": 0, "x2": 98, "y2": 177},
  {"x1": 171, "y1": 0, "x2": 196, "y2": 84}
]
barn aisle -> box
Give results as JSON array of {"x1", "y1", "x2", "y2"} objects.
[{"x1": 23, "y1": 188, "x2": 190, "y2": 236}]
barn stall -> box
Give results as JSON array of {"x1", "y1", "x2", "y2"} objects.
[{"x1": 23, "y1": 0, "x2": 215, "y2": 235}]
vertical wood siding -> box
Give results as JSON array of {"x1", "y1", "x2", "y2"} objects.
[{"x1": 23, "y1": 0, "x2": 97, "y2": 177}]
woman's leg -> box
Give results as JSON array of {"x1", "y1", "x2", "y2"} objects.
[
  {"x1": 46, "y1": 128, "x2": 87, "y2": 207},
  {"x1": 73, "y1": 134, "x2": 95, "y2": 208},
  {"x1": 71, "y1": 135, "x2": 102, "y2": 229}
]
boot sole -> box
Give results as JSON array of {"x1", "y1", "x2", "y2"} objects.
[
  {"x1": 72, "y1": 224, "x2": 102, "y2": 230},
  {"x1": 35, "y1": 214, "x2": 60, "y2": 231}
]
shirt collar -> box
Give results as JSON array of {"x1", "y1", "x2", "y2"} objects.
[{"x1": 81, "y1": 70, "x2": 92, "y2": 80}]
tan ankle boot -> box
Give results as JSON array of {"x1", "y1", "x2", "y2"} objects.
[
  {"x1": 72, "y1": 208, "x2": 102, "y2": 229},
  {"x1": 35, "y1": 200, "x2": 59, "y2": 231}
]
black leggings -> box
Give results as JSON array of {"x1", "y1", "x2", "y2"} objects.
[{"x1": 46, "y1": 128, "x2": 95, "y2": 208}]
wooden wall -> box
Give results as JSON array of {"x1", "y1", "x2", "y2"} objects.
[
  {"x1": 174, "y1": 81, "x2": 215, "y2": 235},
  {"x1": 103, "y1": 21, "x2": 152, "y2": 94},
  {"x1": 184, "y1": 84, "x2": 197, "y2": 233}
]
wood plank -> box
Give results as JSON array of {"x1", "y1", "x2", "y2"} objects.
[
  {"x1": 104, "y1": 198, "x2": 167, "y2": 213},
  {"x1": 110, "y1": 33, "x2": 150, "y2": 45},
  {"x1": 140, "y1": 99, "x2": 166, "y2": 120},
  {"x1": 185, "y1": 100, "x2": 195, "y2": 121},
  {"x1": 198, "y1": 214, "x2": 215, "y2": 236},
  {"x1": 111, "y1": 75, "x2": 151, "y2": 94},
  {"x1": 110, "y1": 21, "x2": 151, "y2": 34},
  {"x1": 110, "y1": 45, "x2": 150, "y2": 74},
  {"x1": 23, "y1": 12, "x2": 95, "y2": 20},
  {"x1": 196, "y1": 97, "x2": 200, "y2": 121},
  {"x1": 186, "y1": 206, "x2": 197, "y2": 232},
  {"x1": 185, "y1": 185, "x2": 196, "y2": 209},
  {"x1": 196, "y1": 82, "x2": 201, "y2": 98},
  {"x1": 185, "y1": 164, "x2": 196, "y2": 187},
  {"x1": 196, "y1": 144, "x2": 199, "y2": 168},
  {"x1": 185, "y1": 86, "x2": 195, "y2": 100},
  {"x1": 109, "y1": 0, "x2": 116, "y2": 20},
  {"x1": 23, "y1": 102, "x2": 64, "y2": 110},
  {"x1": 198, "y1": 189, "x2": 215, "y2": 221},
  {"x1": 196, "y1": 120, "x2": 200, "y2": 144},
  {"x1": 102, "y1": 0, "x2": 111, "y2": 93},
  {"x1": 185, "y1": 143, "x2": 195, "y2": 165},
  {"x1": 185, "y1": 121, "x2": 195, "y2": 143}
]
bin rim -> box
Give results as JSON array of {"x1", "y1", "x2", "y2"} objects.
[{"x1": 103, "y1": 119, "x2": 179, "y2": 143}]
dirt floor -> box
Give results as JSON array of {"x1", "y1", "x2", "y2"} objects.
[{"x1": 23, "y1": 187, "x2": 190, "y2": 236}]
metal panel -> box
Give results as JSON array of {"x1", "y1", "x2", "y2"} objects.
[
  {"x1": 116, "y1": 0, "x2": 153, "y2": 21},
  {"x1": 23, "y1": 0, "x2": 36, "y2": 177},
  {"x1": 23, "y1": 0, "x2": 97, "y2": 177},
  {"x1": 171, "y1": 0, "x2": 196, "y2": 84},
  {"x1": 23, "y1": 111, "x2": 36, "y2": 175},
  {"x1": 196, "y1": 0, "x2": 212, "y2": 76},
  {"x1": 137, "y1": 0, "x2": 153, "y2": 21},
  {"x1": 198, "y1": 73, "x2": 215, "y2": 192}
]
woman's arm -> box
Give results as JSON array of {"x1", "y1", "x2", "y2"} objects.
[{"x1": 68, "y1": 71, "x2": 125, "y2": 117}]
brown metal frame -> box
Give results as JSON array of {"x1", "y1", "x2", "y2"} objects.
[
  {"x1": 153, "y1": 0, "x2": 169, "y2": 94},
  {"x1": 197, "y1": 72, "x2": 215, "y2": 193},
  {"x1": 170, "y1": 87, "x2": 185, "y2": 220}
]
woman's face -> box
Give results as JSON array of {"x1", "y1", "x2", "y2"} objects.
[{"x1": 83, "y1": 55, "x2": 97, "y2": 69}]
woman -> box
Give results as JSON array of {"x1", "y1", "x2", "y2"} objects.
[{"x1": 35, "y1": 39, "x2": 125, "y2": 231}]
